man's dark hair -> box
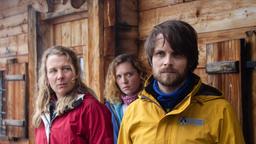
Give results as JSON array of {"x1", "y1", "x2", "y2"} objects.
[{"x1": 144, "y1": 20, "x2": 199, "y2": 72}]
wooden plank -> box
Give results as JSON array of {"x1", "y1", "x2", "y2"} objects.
[
  {"x1": 53, "y1": 23, "x2": 62, "y2": 45},
  {"x1": 194, "y1": 67, "x2": 207, "y2": 84},
  {"x1": 7, "y1": 36, "x2": 18, "y2": 54},
  {"x1": 138, "y1": 40, "x2": 151, "y2": 73},
  {"x1": 40, "y1": 22, "x2": 53, "y2": 49},
  {"x1": 0, "y1": 12, "x2": 27, "y2": 31},
  {"x1": 104, "y1": 26, "x2": 115, "y2": 56},
  {"x1": 198, "y1": 27, "x2": 256, "y2": 44},
  {"x1": 198, "y1": 42, "x2": 206, "y2": 67},
  {"x1": 140, "y1": 0, "x2": 183, "y2": 11},
  {"x1": 28, "y1": 5, "x2": 39, "y2": 142},
  {"x1": 0, "y1": 3, "x2": 26, "y2": 19},
  {"x1": 71, "y1": 45, "x2": 86, "y2": 55},
  {"x1": 0, "y1": 0, "x2": 31, "y2": 11},
  {"x1": 139, "y1": 0, "x2": 256, "y2": 38},
  {"x1": 117, "y1": 38, "x2": 138, "y2": 55},
  {"x1": 0, "y1": 0, "x2": 47, "y2": 19},
  {"x1": 118, "y1": 0, "x2": 138, "y2": 26},
  {"x1": 0, "y1": 35, "x2": 19, "y2": 58},
  {"x1": 0, "y1": 24, "x2": 28, "y2": 38},
  {"x1": 139, "y1": 9, "x2": 157, "y2": 39},
  {"x1": 104, "y1": 0, "x2": 116, "y2": 27},
  {"x1": 115, "y1": 0, "x2": 139, "y2": 60},
  {"x1": 0, "y1": 37, "x2": 9, "y2": 50},
  {"x1": 117, "y1": 26, "x2": 138, "y2": 54},
  {"x1": 71, "y1": 20, "x2": 82, "y2": 46},
  {"x1": 61, "y1": 22, "x2": 72, "y2": 47},
  {"x1": 87, "y1": 0, "x2": 104, "y2": 101},
  {"x1": 103, "y1": 0, "x2": 116, "y2": 84},
  {"x1": 17, "y1": 34, "x2": 28, "y2": 55},
  {"x1": 49, "y1": 12, "x2": 88, "y2": 25},
  {"x1": 81, "y1": 19, "x2": 88, "y2": 45}
]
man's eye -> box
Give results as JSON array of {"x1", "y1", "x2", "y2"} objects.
[{"x1": 172, "y1": 53, "x2": 185, "y2": 58}]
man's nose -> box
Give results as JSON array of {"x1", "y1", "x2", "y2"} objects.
[{"x1": 163, "y1": 54, "x2": 173, "y2": 65}]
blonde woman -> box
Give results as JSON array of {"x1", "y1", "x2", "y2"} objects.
[
  {"x1": 104, "y1": 53, "x2": 147, "y2": 144},
  {"x1": 33, "y1": 46, "x2": 113, "y2": 144}
]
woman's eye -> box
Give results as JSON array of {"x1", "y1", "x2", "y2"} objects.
[
  {"x1": 127, "y1": 72, "x2": 133, "y2": 77},
  {"x1": 64, "y1": 67, "x2": 71, "y2": 71},
  {"x1": 116, "y1": 75, "x2": 121, "y2": 80},
  {"x1": 63, "y1": 67, "x2": 72, "y2": 72},
  {"x1": 155, "y1": 51, "x2": 165, "y2": 57}
]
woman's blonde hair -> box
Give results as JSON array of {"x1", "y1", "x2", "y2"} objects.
[
  {"x1": 104, "y1": 53, "x2": 147, "y2": 104},
  {"x1": 32, "y1": 46, "x2": 89, "y2": 127}
]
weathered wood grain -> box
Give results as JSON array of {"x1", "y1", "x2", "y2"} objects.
[{"x1": 139, "y1": 0, "x2": 256, "y2": 39}]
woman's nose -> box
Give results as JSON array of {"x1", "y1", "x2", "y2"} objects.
[
  {"x1": 121, "y1": 76, "x2": 128, "y2": 83},
  {"x1": 57, "y1": 70, "x2": 64, "y2": 79}
]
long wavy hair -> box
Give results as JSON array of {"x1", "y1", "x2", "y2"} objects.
[
  {"x1": 104, "y1": 53, "x2": 147, "y2": 104},
  {"x1": 32, "y1": 46, "x2": 89, "y2": 127}
]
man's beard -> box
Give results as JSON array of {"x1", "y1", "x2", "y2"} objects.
[{"x1": 153, "y1": 70, "x2": 187, "y2": 88}]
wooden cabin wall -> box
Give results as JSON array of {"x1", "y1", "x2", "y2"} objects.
[
  {"x1": 0, "y1": 0, "x2": 90, "y2": 144},
  {"x1": 0, "y1": 0, "x2": 47, "y2": 144},
  {"x1": 116, "y1": 0, "x2": 139, "y2": 55},
  {"x1": 138, "y1": 0, "x2": 256, "y2": 143},
  {"x1": 102, "y1": 0, "x2": 139, "y2": 99}
]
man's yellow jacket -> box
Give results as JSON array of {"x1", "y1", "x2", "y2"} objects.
[{"x1": 118, "y1": 75, "x2": 245, "y2": 144}]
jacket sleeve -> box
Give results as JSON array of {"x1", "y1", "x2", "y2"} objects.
[
  {"x1": 83, "y1": 97, "x2": 114, "y2": 144},
  {"x1": 219, "y1": 102, "x2": 245, "y2": 144},
  {"x1": 117, "y1": 113, "x2": 132, "y2": 144}
]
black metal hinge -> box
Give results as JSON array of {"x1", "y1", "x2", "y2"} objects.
[{"x1": 246, "y1": 61, "x2": 256, "y2": 69}]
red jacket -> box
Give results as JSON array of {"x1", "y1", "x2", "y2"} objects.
[{"x1": 35, "y1": 93, "x2": 113, "y2": 144}]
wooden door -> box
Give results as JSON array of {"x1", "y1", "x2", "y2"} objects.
[{"x1": 206, "y1": 39, "x2": 243, "y2": 123}]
